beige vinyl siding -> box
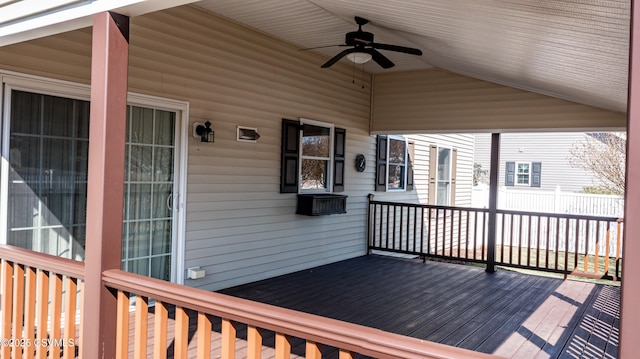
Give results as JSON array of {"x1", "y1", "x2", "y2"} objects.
[
  {"x1": 374, "y1": 134, "x2": 475, "y2": 207},
  {"x1": 0, "y1": 5, "x2": 375, "y2": 291},
  {"x1": 372, "y1": 69, "x2": 626, "y2": 133},
  {"x1": 474, "y1": 133, "x2": 598, "y2": 192}
]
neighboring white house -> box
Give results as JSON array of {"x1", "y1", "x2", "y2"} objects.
[{"x1": 474, "y1": 132, "x2": 600, "y2": 193}]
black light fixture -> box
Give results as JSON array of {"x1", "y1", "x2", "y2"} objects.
[{"x1": 194, "y1": 121, "x2": 214, "y2": 143}]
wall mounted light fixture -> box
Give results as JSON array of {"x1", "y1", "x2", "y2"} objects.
[
  {"x1": 237, "y1": 126, "x2": 260, "y2": 142},
  {"x1": 193, "y1": 121, "x2": 214, "y2": 143}
]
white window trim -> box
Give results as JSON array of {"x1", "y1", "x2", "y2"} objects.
[
  {"x1": 386, "y1": 135, "x2": 408, "y2": 191},
  {"x1": 515, "y1": 161, "x2": 532, "y2": 187},
  {"x1": 298, "y1": 118, "x2": 334, "y2": 194},
  {"x1": 0, "y1": 70, "x2": 190, "y2": 285},
  {"x1": 435, "y1": 146, "x2": 453, "y2": 206}
]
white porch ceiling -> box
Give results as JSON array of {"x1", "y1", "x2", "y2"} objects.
[{"x1": 195, "y1": 0, "x2": 630, "y2": 113}]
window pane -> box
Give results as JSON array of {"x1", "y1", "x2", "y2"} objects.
[
  {"x1": 438, "y1": 148, "x2": 451, "y2": 180},
  {"x1": 302, "y1": 124, "x2": 330, "y2": 158},
  {"x1": 389, "y1": 139, "x2": 406, "y2": 164},
  {"x1": 437, "y1": 182, "x2": 450, "y2": 205},
  {"x1": 301, "y1": 159, "x2": 328, "y2": 190},
  {"x1": 7, "y1": 91, "x2": 89, "y2": 260},
  {"x1": 517, "y1": 163, "x2": 530, "y2": 184},
  {"x1": 387, "y1": 164, "x2": 405, "y2": 189}
]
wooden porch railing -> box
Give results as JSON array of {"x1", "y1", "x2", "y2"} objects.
[
  {"x1": 0, "y1": 245, "x2": 84, "y2": 359},
  {"x1": 102, "y1": 269, "x2": 500, "y2": 359},
  {"x1": 0, "y1": 244, "x2": 501, "y2": 359},
  {"x1": 368, "y1": 199, "x2": 623, "y2": 280}
]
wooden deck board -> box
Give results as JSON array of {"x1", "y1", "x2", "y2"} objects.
[
  {"x1": 220, "y1": 255, "x2": 620, "y2": 359},
  {"x1": 112, "y1": 255, "x2": 618, "y2": 358}
]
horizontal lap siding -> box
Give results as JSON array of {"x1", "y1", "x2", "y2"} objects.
[
  {"x1": 0, "y1": 6, "x2": 373, "y2": 291},
  {"x1": 373, "y1": 134, "x2": 475, "y2": 207},
  {"x1": 372, "y1": 69, "x2": 626, "y2": 133}
]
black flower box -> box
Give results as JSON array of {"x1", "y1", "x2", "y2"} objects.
[{"x1": 296, "y1": 194, "x2": 348, "y2": 216}]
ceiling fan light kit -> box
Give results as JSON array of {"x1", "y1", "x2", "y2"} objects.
[
  {"x1": 320, "y1": 16, "x2": 422, "y2": 69},
  {"x1": 346, "y1": 52, "x2": 372, "y2": 64}
]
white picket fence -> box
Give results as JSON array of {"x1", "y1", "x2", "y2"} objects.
[{"x1": 472, "y1": 185, "x2": 624, "y2": 218}]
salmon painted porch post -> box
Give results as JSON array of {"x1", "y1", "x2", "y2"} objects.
[
  {"x1": 82, "y1": 12, "x2": 129, "y2": 358},
  {"x1": 485, "y1": 133, "x2": 500, "y2": 273},
  {"x1": 621, "y1": 0, "x2": 640, "y2": 355}
]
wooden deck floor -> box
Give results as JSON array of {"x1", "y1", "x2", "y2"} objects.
[{"x1": 218, "y1": 255, "x2": 620, "y2": 359}]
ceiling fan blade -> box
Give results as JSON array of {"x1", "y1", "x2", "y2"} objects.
[
  {"x1": 299, "y1": 44, "x2": 348, "y2": 51},
  {"x1": 366, "y1": 48, "x2": 394, "y2": 69},
  {"x1": 371, "y1": 43, "x2": 423, "y2": 56},
  {"x1": 321, "y1": 47, "x2": 358, "y2": 68}
]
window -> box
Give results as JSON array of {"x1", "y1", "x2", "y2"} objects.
[
  {"x1": 387, "y1": 137, "x2": 407, "y2": 190},
  {"x1": 436, "y1": 147, "x2": 452, "y2": 205},
  {"x1": 280, "y1": 118, "x2": 345, "y2": 193},
  {"x1": 516, "y1": 162, "x2": 530, "y2": 185},
  {"x1": 300, "y1": 120, "x2": 333, "y2": 192},
  {"x1": 505, "y1": 161, "x2": 541, "y2": 187},
  {"x1": 375, "y1": 135, "x2": 414, "y2": 191},
  {"x1": 428, "y1": 145, "x2": 457, "y2": 205}
]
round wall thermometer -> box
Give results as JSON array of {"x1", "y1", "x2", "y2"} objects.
[{"x1": 355, "y1": 154, "x2": 366, "y2": 172}]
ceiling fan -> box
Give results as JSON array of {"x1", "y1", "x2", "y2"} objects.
[{"x1": 320, "y1": 16, "x2": 423, "y2": 69}]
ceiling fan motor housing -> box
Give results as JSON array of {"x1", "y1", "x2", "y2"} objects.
[{"x1": 346, "y1": 31, "x2": 373, "y2": 46}]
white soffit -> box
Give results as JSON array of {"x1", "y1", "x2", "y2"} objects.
[
  {"x1": 195, "y1": 0, "x2": 630, "y2": 113},
  {"x1": 0, "y1": 0, "x2": 199, "y2": 47}
]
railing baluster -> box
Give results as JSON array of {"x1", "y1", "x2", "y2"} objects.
[
  {"x1": 413, "y1": 207, "x2": 418, "y2": 253},
  {"x1": 221, "y1": 318, "x2": 236, "y2": 359},
  {"x1": 554, "y1": 217, "x2": 560, "y2": 271},
  {"x1": 545, "y1": 217, "x2": 551, "y2": 270},
  {"x1": 399, "y1": 206, "x2": 404, "y2": 251},
  {"x1": 385, "y1": 204, "x2": 390, "y2": 249},
  {"x1": 594, "y1": 221, "x2": 601, "y2": 275},
  {"x1": 11, "y1": 264, "x2": 25, "y2": 359},
  {"x1": 457, "y1": 210, "x2": 462, "y2": 258},
  {"x1": 536, "y1": 216, "x2": 541, "y2": 268},
  {"x1": 473, "y1": 212, "x2": 479, "y2": 261},
  {"x1": 306, "y1": 341, "x2": 322, "y2": 359},
  {"x1": 574, "y1": 219, "x2": 581, "y2": 272},
  {"x1": 465, "y1": 210, "x2": 470, "y2": 260},
  {"x1": 338, "y1": 349, "x2": 354, "y2": 359},
  {"x1": 564, "y1": 219, "x2": 570, "y2": 273},
  {"x1": 605, "y1": 222, "x2": 611, "y2": 276},
  {"x1": 63, "y1": 277, "x2": 78, "y2": 359},
  {"x1": 427, "y1": 207, "x2": 432, "y2": 255},
  {"x1": 584, "y1": 220, "x2": 591, "y2": 273},
  {"x1": 526, "y1": 216, "x2": 532, "y2": 267},
  {"x1": 50, "y1": 274, "x2": 63, "y2": 359},
  {"x1": 154, "y1": 301, "x2": 169, "y2": 359},
  {"x1": 518, "y1": 215, "x2": 523, "y2": 266},
  {"x1": 134, "y1": 296, "x2": 149, "y2": 359},
  {"x1": 372, "y1": 204, "x2": 378, "y2": 248},
  {"x1": 35, "y1": 270, "x2": 49, "y2": 359},
  {"x1": 275, "y1": 333, "x2": 291, "y2": 359},
  {"x1": 1, "y1": 260, "x2": 13, "y2": 359},
  {"x1": 449, "y1": 209, "x2": 455, "y2": 257},
  {"x1": 196, "y1": 312, "x2": 212, "y2": 359},
  {"x1": 616, "y1": 220, "x2": 622, "y2": 279},
  {"x1": 247, "y1": 325, "x2": 262, "y2": 359},
  {"x1": 116, "y1": 290, "x2": 130, "y2": 359},
  {"x1": 174, "y1": 307, "x2": 189, "y2": 359},
  {"x1": 420, "y1": 207, "x2": 425, "y2": 254},
  {"x1": 24, "y1": 266, "x2": 37, "y2": 359},
  {"x1": 435, "y1": 208, "x2": 440, "y2": 256}
]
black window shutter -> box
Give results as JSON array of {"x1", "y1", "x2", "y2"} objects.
[
  {"x1": 333, "y1": 127, "x2": 346, "y2": 192},
  {"x1": 375, "y1": 135, "x2": 388, "y2": 191},
  {"x1": 505, "y1": 161, "x2": 515, "y2": 186},
  {"x1": 531, "y1": 162, "x2": 542, "y2": 187},
  {"x1": 280, "y1": 119, "x2": 300, "y2": 193},
  {"x1": 406, "y1": 141, "x2": 415, "y2": 191}
]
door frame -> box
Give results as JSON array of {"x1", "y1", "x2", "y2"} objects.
[{"x1": 0, "y1": 70, "x2": 189, "y2": 284}]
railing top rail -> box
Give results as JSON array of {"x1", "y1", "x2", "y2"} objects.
[
  {"x1": 103, "y1": 269, "x2": 501, "y2": 359},
  {"x1": 496, "y1": 208, "x2": 622, "y2": 222},
  {"x1": 0, "y1": 244, "x2": 84, "y2": 279},
  {"x1": 368, "y1": 200, "x2": 623, "y2": 223},
  {"x1": 369, "y1": 200, "x2": 490, "y2": 213}
]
